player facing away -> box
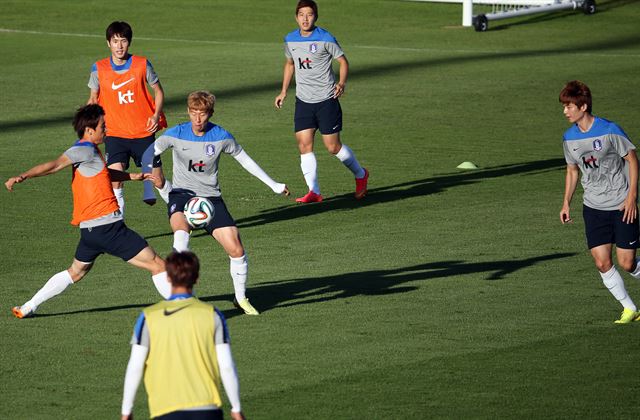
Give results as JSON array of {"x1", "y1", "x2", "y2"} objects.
[
  {"x1": 87, "y1": 21, "x2": 170, "y2": 215},
  {"x1": 5, "y1": 104, "x2": 171, "y2": 319},
  {"x1": 274, "y1": 0, "x2": 368, "y2": 203},
  {"x1": 122, "y1": 251, "x2": 246, "y2": 420},
  {"x1": 559, "y1": 80, "x2": 640, "y2": 324},
  {"x1": 151, "y1": 91, "x2": 289, "y2": 315}
]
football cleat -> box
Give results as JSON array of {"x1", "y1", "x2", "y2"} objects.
[
  {"x1": 355, "y1": 168, "x2": 369, "y2": 200},
  {"x1": 234, "y1": 298, "x2": 260, "y2": 315},
  {"x1": 12, "y1": 305, "x2": 35, "y2": 319},
  {"x1": 614, "y1": 308, "x2": 640, "y2": 324},
  {"x1": 295, "y1": 190, "x2": 323, "y2": 204}
]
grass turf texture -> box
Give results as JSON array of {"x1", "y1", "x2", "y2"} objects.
[{"x1": 1, "y1": 0, "x2": 639, "y2": 418}]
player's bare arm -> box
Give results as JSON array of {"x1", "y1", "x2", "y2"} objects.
[
  {"x1": 146, "y1": 81, "x2": 165, "y2": 133},
  {"x1": 275, "y1": 59, "x2": 295, "y2": 108},
  {"x1": 334, "y1": 55, "x2": 349, "y2": 99},
  {"x1": 5, "y1": 154, "x2": 73, "y2": 191},
  {"x1": 108, "y1": 169, "x2": 157, "y2": 183},
  {"x1": 620, "y1": 150, "x2": 639, "y2": 224},
  {"x1": 560, "y1": 163, "x2": 579, "y2": 224},
  {"x1": 87, "y1": 89, "x2": 99, "y2": 105}
]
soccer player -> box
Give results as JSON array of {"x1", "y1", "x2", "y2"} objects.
[
  {"x1": 274, "y1": 0, "x2": 369, "y2": 203},
  {"x1": 5, "y1": 104, "x2": 171, "y2": 319},
  {"x1": 121, "y1": 251, "x2": 246, "y2": 420},
  {"x1": 88, "y1": 21, "x2": 170, "y2": 214},
  {"x1": 151, "y1": 91, "x2": 289, "y2": 315},
  {"x1": 559, "y1": 80, "x2": 640, "y2": 324}
]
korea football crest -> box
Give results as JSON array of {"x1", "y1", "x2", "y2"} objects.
[
  {"x1": 205, "y1": 144, "x2": 215, "y2": 156},
  {"x1": 592, "y1": 139, "x2": 602, "y2": 151},
  {"x1": 309, "y1": 43, "x2": 318, "y2": 53}
]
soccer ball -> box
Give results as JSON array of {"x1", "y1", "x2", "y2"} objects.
[{"x1": 183, "y1": 197, "x2": 214, "y2": 229}]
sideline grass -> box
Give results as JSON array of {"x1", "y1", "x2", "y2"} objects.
[{"x1": 1, "y1": 1, "x2": 639, "y2": 418}]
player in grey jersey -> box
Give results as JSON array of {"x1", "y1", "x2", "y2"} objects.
[
  {"x1": 274, "y1": 0, "x2": 368, "y2": 204},
  {"x1": 559, "y1": 80, "x2": 640, "y2": 324},
  {"x1": 151, "y1": 91, "x2": 289, "y2": 315}
]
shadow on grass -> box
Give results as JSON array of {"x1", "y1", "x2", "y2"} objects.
[
  {"x1": 200, "y1": 252, "x2": 576, "y2": 318},
  {"x1": 2, "y1": 31, "x2": 639, "y2": 133},
  {"x1": 143, "y1": 157, "x2": 567, "y2": 240},
  {"x1": 28, "y1": 251, "x2": 575, "y2": 319}
]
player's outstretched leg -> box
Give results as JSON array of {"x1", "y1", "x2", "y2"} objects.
[
  {"x1": 12, "y1": 261, "x2": 90, "y2": 319},
  {"x1": 173, "y1": 229, "x2": 191, "y2": 252}
]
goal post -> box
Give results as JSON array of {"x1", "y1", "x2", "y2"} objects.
[{"x1": 409, "y1": 0, "x2": 596, "y2": 31}]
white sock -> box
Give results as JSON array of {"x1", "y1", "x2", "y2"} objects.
[
  {"x1": 152, "y1": 272, "x2": 171, "y2": 299},
  {"x1": 24, "y1": 270, "x2": 74, "y2": 313},
  {"x1": 300, "y1": 152, "x2": 320, "y2": 194},
  {"x1": 173, "y1": 230, "x2": 190, "y2": 252},
  {"x1": 335, "y1": 144, "x2": 365, "y2": 178},
  {"x1": 156, "y1": 179, "x2": 172, "y2": 204},
  {"x1": 114, "y1": 187, "x2": 125, "y2": 217},
  {"x1": 628, "y1": 257, "x2": 640, "y2": 279},
  {"x1": 230, "y1": 255, "x2": 248, "y2": 302},
  {"x1": 600, "y1": 266, "x2": 637, "y2": 311}
]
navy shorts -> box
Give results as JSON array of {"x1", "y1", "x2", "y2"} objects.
[
  {"x1": 294, "y1": 97, "x2": 343, "y2": 135},
  {"x1": 168, "y1": 189, "x2": 236, "y2": 234},
  {"x1": 75, "y1": 220, "x2": 149, "y2": 263},
  {"x1": 583, "y1": 204, "x2": 640, "y2": 249},
  {"x1": 154, "y1": 409, "x2": 222, "y2": 420},
  {"x1": 105, "y1": 135, "x2": 161, "y2": 169}
]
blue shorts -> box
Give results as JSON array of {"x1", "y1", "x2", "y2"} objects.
[
  {"x1": 583, "y1": 204, "x2": 640, "y2": 249},
  {"x1": 294, "y1": 97, "x2": 342, "y2": 135},
  {"x1": 105, "y1": 135, "x2": 162, "y2": 169},
  {"x1": 75, "y1": 220, "x2": 149, "y2": 263},
  {"x1": 168, "y1": 189, "x2": 236, "y2": 234}
]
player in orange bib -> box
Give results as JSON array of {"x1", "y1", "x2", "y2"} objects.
[
  {"x1": 5, "y1": 104, "x2": 172, "y2": 319},
  {"x1": 88, "y1": 21, "x2": 171, "y2": 215}
]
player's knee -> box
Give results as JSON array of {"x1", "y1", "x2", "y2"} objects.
[
  {"x1": 227, "y1": 246, "x2": 245, "y2": 259},
  {"x1": 618, "y1": 259, "x2": 635, "y2": 272},
  {"x1": 594, "y1": 260, "x2": 613, "y2": 273}
]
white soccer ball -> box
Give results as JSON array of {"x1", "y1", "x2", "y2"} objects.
[{"x1": 183, "y1": 197, "x2": 214, "y2": 229}]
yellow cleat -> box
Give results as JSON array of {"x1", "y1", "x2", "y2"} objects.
[
  {"x1": 234, "y1": 298, "x2": 260, "y2": 315},
  {"x1": 614, "y1": 308, "x2": 640, "y2": 324}
]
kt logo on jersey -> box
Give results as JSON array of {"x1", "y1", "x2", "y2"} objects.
[{"x1": 112, "y1": 78, "x2": 135, "y2": 105}]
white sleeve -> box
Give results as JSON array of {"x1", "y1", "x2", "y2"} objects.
[
  {"x1": 154, "y1": 135, "x2": 172, "y2": 156},
  {"x1": 233, "y1": 150, "x2": 286, "y2": 194},
  {"x1": 216, "y1": 343, "x2": 242, "y2": 413},
  {"x1": 121, "y1": 344, "x2": 149, "y2": 416}
]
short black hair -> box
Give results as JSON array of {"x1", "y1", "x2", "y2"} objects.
[
  {"x1": 72, "y1": 104, "x2": 105, "y2": 138},
  {"x1": 296, "y1": 0, "x2": 318, "y2": 18},
  {"x1": 166, "y1": 251, "x2": 200, "y2": 288},
  {"x1": 106, "y1": 21, "x2": 133, "y2": 43}
]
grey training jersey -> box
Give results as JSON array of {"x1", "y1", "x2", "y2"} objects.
[
  {"x1": 284, "y1": 26, "x2": 344, "y2": 103},
  {"x1": 563, "y1": 116, "x2": 636, "y2": 211},
  {"x1": 154, "y1": 122, "x2": 243, "y2": 197}
]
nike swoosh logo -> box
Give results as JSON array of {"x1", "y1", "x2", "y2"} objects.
[
  {"x1": 163, "y1": 305, "x2": 191, "y2": 316},
  {"x1": 630, "y1": 240, "x2": 637, "y2": 245},
  {"x1": 111, "y1": 78, "x2": 135, "y2": 90},
  {"x1": 573, "y1": 148, "x2": 580, "y2": 151}
]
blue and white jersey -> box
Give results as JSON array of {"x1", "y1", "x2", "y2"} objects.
[
  {"x1": 284, "y1": 26, "x2": 344, "y2": 103},
  {"x1": 154, "y1": 122, "x2": 243, "y2": 197},
  {"x1": 563, "y1": 116, "x2": 636, "y2": 210}
]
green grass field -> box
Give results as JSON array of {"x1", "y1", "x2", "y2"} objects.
[{"x1": 1, "y1": 0, "x2": 639, "y2": 418}]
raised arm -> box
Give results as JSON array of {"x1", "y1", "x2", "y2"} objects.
[
  {"x1": 233, "y1": 150, "x2": 289, "y2": 195},
  {"x1": 5, "y1": 154, "x2": 73, "y2": 191},
  {"x1": 275, "y1": 58, "x2": 295, "y2": 109}
]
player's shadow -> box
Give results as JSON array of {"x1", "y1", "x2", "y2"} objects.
[
  {"x1": 141, "y1": 157, "x2": 566, "y2": 241},
  {"x1": 201, "y1": 252, "x2": 576, "y2": 319}
]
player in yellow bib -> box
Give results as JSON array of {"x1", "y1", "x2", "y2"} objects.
[{"x1": 121, "y1": 251, "x2": 246, "y2": 420}]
